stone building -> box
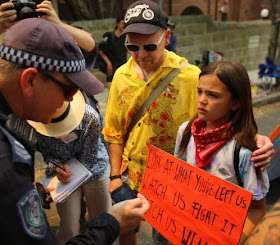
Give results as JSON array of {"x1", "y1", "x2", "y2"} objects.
[{"x1": 57, "y1": 0, "x2": 280, "y2": 22}]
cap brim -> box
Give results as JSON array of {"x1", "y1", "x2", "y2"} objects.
[
  {"x1": 65, "y1": 69, "x2": 104, "y2": 95},
  {"x1": 27, "y1": 90, "x2": 85, "y2": 137},
  {"x1": 122, "y1": 23, "x2": 160, "y2": 35}
]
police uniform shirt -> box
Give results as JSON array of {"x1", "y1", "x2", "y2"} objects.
[{"x1": 0, "y1": 92, "x2": 56, "y2": 245}]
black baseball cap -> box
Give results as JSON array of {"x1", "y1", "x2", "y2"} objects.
[{"x1": 122, "y1": 0, "x2": 168, "y2": 35}]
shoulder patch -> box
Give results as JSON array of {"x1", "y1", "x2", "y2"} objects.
[
  {"x1": 17, "y1": 187, "x2": 47, "y2": 239},
  {"x1": 0, "y1": 126, "x2": 32, "y2": 166}
]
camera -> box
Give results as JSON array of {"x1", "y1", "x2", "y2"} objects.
[{"x1": 11, "y1": 0, "x2": 39, "y2": 20}]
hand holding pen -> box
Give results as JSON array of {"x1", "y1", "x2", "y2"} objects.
[{"x1": 51, "y1": 161, "x2": 72, "y2": 184}]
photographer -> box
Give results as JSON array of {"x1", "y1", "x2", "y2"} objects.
[
  {"x1": 0, "y1": 1, "x2": 16, "y2": 32},
  {"x1": 0, "y1": 1, "x2": 95, "y2": 56},
  {"x1": 0, "y1": 10, "x2": 150, "y2": 245}
]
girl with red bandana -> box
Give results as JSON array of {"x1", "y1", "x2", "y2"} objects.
[{"x1": 174, "y1": 60, "x2": 269, "y2": 245}]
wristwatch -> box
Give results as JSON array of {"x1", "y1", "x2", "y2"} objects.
[{"x1": 109, "y1": 175, "x2": 122, "y2": 180}]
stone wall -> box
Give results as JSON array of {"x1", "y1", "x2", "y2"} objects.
[{"x1": 72, "y1": 15, "x2": 273, "y2": 71}]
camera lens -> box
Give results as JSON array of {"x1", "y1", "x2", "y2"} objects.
[{"x1": 18, "y1": 6, "x2": 38, "y2": 19}]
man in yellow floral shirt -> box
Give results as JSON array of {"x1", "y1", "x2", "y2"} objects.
[
  {"x1": 102, "y1": 2, "x2": 198, "y2": 244},
  {"x1": 103, "y1": 1, "x2": 274, "y2": 244},
  {"x1": 103, "y1": 0, "x2": 199, "y2": 192}
]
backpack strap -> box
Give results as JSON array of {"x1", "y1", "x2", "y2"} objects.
[
  {"x1": 125, "y1": 61, "x2": 190, "y2": 142},
  {"x1": 234, "y1": 141, "x2": 243, "y2": 187}
]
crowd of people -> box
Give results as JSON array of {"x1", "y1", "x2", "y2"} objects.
[{"x1": 0, "y1": 0, "x2": 277, "y2": 245}]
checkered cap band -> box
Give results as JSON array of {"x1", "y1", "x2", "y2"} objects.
[{"x1": 0, "y1": 45, "x2": 86, "y2": 73}]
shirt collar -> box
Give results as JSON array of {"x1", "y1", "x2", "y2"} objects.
[{"x1": 161, "y1": 50, "x2": 182, "y2": 69}]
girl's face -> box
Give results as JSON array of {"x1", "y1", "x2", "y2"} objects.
[{"x1": 197, "y1": 74, "x2": 239, "y2": 131}]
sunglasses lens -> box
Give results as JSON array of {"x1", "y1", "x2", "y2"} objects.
[
  {"x1": 144, "y1": 44, "x2": 157, "y2": 51},
  {"x1": 68, "y1": 88, "x2": 78, "y2": 98},
  {"x1": 126, "y1": 45, "x2": 139, "y2": 52}
]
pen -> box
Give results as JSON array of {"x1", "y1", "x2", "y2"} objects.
[{"x1": 50, "y1": 161, "x2": 67, "y2": 172}]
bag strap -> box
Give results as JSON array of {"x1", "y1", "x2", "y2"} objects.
[
  {"x1": 125, "y1": 61, "x2": 190, "y2": 141},
  {"x1": 234, "y1": 141, "x2": 243, "y2": 187}
]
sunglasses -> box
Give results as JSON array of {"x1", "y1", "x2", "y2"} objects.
[
  {"x1": 41, "y1": 71, "x2": 79, "y2": 100},
  {"x1": 125, "y1": 32, "x2": 165, "y2": 52}
]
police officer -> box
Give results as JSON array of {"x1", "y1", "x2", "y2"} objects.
[{"x1": 0, "y1": 18, "x2": 150, "y2": 245}]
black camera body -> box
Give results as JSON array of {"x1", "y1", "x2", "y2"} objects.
[{"x1": 11, "y1": 0, "x2": 39, "y2": 20}]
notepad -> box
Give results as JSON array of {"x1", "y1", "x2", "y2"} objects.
[{"x1": 42, "y1": 158, "x2": 92, "y2": 203}]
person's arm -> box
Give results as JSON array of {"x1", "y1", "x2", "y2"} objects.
[
  {"x1": 251, "y1": 134, "x2": 274, "y2": 170},
  {"x1": 245, "y1": 200, "x2": 280, "y2": 245},
  {"x1": 239, "y1": 198, "x2": 266, "y2": 245},
  {"x1": 36, "y1": 1, "x2": 95, "y2": 52},
  {"x1": 0, "y1": 2, "x2": 16, "y2": 34},
  {"x1": 109, "y1": 143, "x2": 124, "y2": 193},
  {"x1": 98, "y1": 50, "x2": 113, "y2": 76},
  {"x1": 66, "y1": 193, "x2": 150, "y2": 245},
  {"x1": 66, "y1": 212, "x2": 119, "y2": 245}
]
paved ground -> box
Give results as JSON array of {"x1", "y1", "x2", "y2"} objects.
[{"x1": 34, "y1": 69, "x2": 280, "y2": 244}]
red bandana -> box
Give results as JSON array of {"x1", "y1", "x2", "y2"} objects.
[{"x1": 191, "y1": 118, "x2": 235, "y2": 168}]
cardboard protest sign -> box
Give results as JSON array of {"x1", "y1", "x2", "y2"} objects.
[{"x1": 140, "y1": 145, "x2": 253, "y2": 245}]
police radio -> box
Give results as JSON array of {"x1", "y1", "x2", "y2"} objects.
[{"x1": 0, "y1": 112, "x2": 37, "y2": 155}]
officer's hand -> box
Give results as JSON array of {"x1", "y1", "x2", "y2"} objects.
[
  {"x1": 251, "y1": 134, "x2": 274, "y2": 170},
  {"x1": 56, "y1": 164, "x2": 72, "y2": 183},
  {"x1": 108, "y1": 193, "x2": 150, "y2": 233},
  {"x1": 36, "y1": 0, "x2": 62, "y2": 25},
  {"x1": 0, "y1": 2, "x2": 17, "y2": 33},
  {"x1": 45, "y1": 187, "x2": 55, "y2": 203},
  {"x1": 109, "y1": 178, "x2": 123, "y2": 193}
]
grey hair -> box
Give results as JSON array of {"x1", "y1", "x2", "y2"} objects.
[{"x1": 0, "y1": 33, "x2": 22, "y2": 77}]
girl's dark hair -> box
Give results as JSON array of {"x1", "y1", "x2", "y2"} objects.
[{"x1": 178, "y1": 60, "x2": 258, "y2": 156}]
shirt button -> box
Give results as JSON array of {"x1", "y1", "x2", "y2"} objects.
[
  {"x1": 132, "y1": 142, "x2": 134, "y2": 145},
  {"x1": 128, "y1": 158, "x2": 132, "y2": 161},
  {"x1": 138, "y1": 123, "x2": 141, "y2": 126}
]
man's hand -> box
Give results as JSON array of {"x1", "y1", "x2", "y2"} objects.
[
  {"x1": 36, "y1": 0, "x2": 62, "y2": 25},
  {"x1": 0, "y1": 2, "x2": 17, "y2": 33},
  {"x1": 108, "y1": 193, "x2": 150, "y2": 233},
  {"x1": 109, "y1": 178, "x2": 123, "y2": 193},
  {"x1": 56, "y1": 164, "x2": 72, "y2": 183},
  {"x1": 251, "y1": 134, "x2": 274, "y2": 170}
]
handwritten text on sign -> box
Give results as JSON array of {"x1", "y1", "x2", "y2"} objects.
[{"x1": 140, "y1": 145, "x2": 252, "y2": 245}]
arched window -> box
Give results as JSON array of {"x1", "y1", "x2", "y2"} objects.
[{"x1": 181, "y1": 6, "x2": 203, "y2": 15}]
